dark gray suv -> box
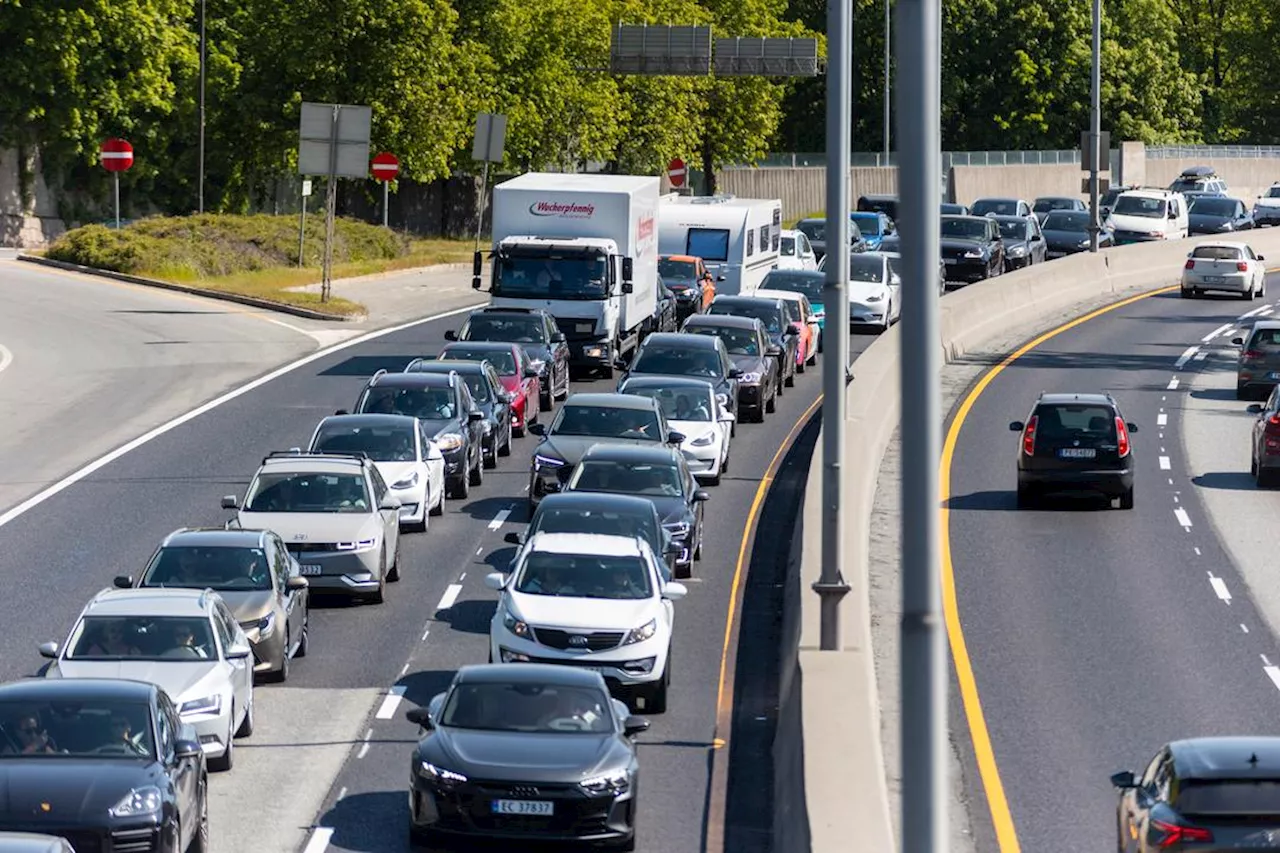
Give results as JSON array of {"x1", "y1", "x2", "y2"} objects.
[{"x1": 1009, "y1": 392, "x2": 1138, "y2": 509}]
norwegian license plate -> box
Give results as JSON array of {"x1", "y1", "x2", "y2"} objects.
[
  {"x1": 299, "y1": 564, "x2": 323, "y2": 576},
  {"x1": 492, "y1": 799, "x2": 553, "y2": 816},
  {"x1": 1202, "y1": 275, "x2": 1227, "y2": 284},
  {"x1": 943, "y1": 258, "x2": 957, "y2": 264},
  {"x1": 1058, "y1": 448, "x2": 1096, "y2": 459}
]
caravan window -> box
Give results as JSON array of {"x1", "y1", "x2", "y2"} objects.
[
  {"x1": 688, "y1": 228, "x2": 730, "y2": 262},
  {"x1": 760, "y1": 225, "x2": 770, "y2": 254},
  {"x1": 746, "y1": 229, "x2": 755, "y2": 257}
]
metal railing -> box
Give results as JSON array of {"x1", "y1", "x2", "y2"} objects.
[
  {"x1": 1146, "y1": 145, "x2": 1280, "y2": 159},
  {"x1": 741, "y1": 144, "x2": 1280, "y2": 169}
]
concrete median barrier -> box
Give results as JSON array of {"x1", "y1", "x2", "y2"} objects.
[{"x1": 791, "y1": 227, "x2": 1280, "y2": 852}]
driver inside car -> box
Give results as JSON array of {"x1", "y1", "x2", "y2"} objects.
[{"x1": 105, "y1": 714, "x2": 148, "y2": 756}]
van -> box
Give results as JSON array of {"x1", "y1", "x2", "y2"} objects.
[
  {"x1": 1106, "y1": 189, "x2": 1189, "y2": 244},
  {"x1": 657, "y1": 195, "x2": 783, "y2": 296}
]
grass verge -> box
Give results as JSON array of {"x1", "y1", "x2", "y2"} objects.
[{"x1": 43, "y1": 214, "x2": 475, "y2": 317}]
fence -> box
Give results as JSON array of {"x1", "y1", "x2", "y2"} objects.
[{"x1": 748, "y1": 144, "x2": 1280, "y2": 170}]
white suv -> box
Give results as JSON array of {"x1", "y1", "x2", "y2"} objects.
[
  {"x1": 1107, "y1": 189, "x2": 1189, "y2": 244},
  {"x1": 485, "y1": 532, "x2": 688, "y2": 713},
  {"x1": 1254, "y1": 183, "x2": 1280, "y2": 227}
]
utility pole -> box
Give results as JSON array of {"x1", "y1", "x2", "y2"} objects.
[
  {"x1": 198, "y1": 0, "x2": 206, "y2": 214},
  {"x1": 897, "y1": 0, "x2": 946, "y2": 851},
  {"x1": 883, "y1": 0, "x2": 891, "y2": 162},
  {"x1": 1088, "y1": 0, "x2": 1102, "y2": 252}
]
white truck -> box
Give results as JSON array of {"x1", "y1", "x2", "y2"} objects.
[
  {"x1": 657, "y1": 194, "x2": 783, "y2": 295},
  {"x1": 473, "y1": 173, "x2": 660, "y2": 378}
]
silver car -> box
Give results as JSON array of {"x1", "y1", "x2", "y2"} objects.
[
  {"x1": 40, "y1": 587, "x2": 255, "y2": 772},
  {"x1": 222, "y1": 451, "x2": 402, "y2": 603}
]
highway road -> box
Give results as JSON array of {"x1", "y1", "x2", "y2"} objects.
[
  {"x1": 942, "y1": 272, "x2": 1280, "y2": 852},
  {"x1": 0, "y1": 277, "x2": 873, "y2": 853}
]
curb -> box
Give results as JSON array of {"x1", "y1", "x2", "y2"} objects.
[{"x1": 15, "y1": 254, "x2": 361, "y2": 323}]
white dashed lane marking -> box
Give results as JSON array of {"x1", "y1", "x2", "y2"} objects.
[
  {"x1": 374, "y1": 685, "x2": 407, "y2": 720},
  {"x1": 302, "y1": 827, "x2": 334, "y2": 853},
  {"x1": 1159, "y1": 456, "x2": 1172, "y2": 470},
  {"x1": 1167, "y1": 377, "x2": 1180, "y2": 390},
  {"x1": 1174, "y1": 507, "x2": 1193, "y2": 529},
  {"x1": 488, "y1": 507, "x2": 512, "y2": 530},
  {"x1": 1266, "y1": 667, "x2": 1280, "y2": 693},
  {"x1": 1203, "y1": 323, "x2": 1233, "y2": 342},
  {"x1": 1175, "y1": 346, "x2": 1199, "y2": 368},
  {"x1": 1157, "y1": 413, "x2": 1168, "y2": 426},
  {"x1": 1208, "y1": 573, "x2": 1232, "y2": 603},
  {"x1": 436, "y1": 583, "x2": 463, "y2": 611}
]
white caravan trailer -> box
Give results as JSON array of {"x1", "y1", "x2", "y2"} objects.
[{"x1": 657, "y1": 195, "x2": 783, "y2": 296}]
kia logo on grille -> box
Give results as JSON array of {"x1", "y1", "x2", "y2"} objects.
[{"x1": 568, "y1": 635, "x2": 589, "y2": 647}]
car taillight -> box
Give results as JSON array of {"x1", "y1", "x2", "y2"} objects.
[
  {"x1": 1267, "y1": 413, "x2": 1280, "y2": 431},
  {"x1": 1022, "y1": 415, "x2": 1038, "y2": 456},
  {"x1": 1115, "y1": 417, "x2": 1130, "y2": 457},
  {"x1": 1151, "y1": 818, "x2": 1213, "y2": 847},
  {"x1": 1185, "y1": 259, "x2": 1196, "y2": 269},
  {"x1": 1244, "y1": 350, "x2": 1265, "y2": 360},
  {"x1": 1238, "y1": 262, "x2": 1250, "y2": 272}
]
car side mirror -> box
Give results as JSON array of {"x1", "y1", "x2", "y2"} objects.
[
  {"x1": 728, "y1": 367, "x2": 743, "y2": 378},
  {"x1": 38, "y1": 641, "x2": 59, "y2": 659},
  {"x1": 552, "y1": 332, "x2": 566, "y2": 343},
  {"x1": 717, "y1": 274, "x2": 726, "y2": 282},
  {"x1": 468, "y1": 410, "x2": 485, "y2": 422},
  {"x1": 624, "y1": 715, "x2": 651, "y2": 737},
  {"x1": 1126, "y1": 423, "x2": 1139, "y2": 433},
  {"x1": 444, "y1": 329, "x2": 459, "y2": 341},
  {"x1": 504, "y1": 531, "x2": 524, "y2": 545},
  {"x1": 524, "y1": 367, "x2": 539, "y2": 378},
  {"x1": 621, "y1": 281, "x2": 634, "y2": 294},
  {"x1": 662, "y1": 582, "x2": 688, "y2": 600},
  {"x1": 226, "y1": 644, "x2": 252, "y2": 660},
  {"x1": 175, "y1": 739, "x2": 203, "y2": 760},
  {"x1": 380, "y1": 497, "x2": 402, "y2": 511},
  {"x1": 113, "y1": 575, "x2": 134, "y2": 589},
  {"x1": 1232, "y1": 337, "x2": 1245, "y2": 346},
  {"x1": 1110, "y1": 770, "x2": 1137, "y2": 789},
  {"x1": 1259, "y1": 255, "x2": 1266, "y2": 261},
  {"x1": 335, "y1": 409, "x2": 350, "y2": 416},
  {"x1": 785, "y1": 326, "x2": 800, "y2": 337},
  {"x1": 1008, "y1": 421, "x2": 1024, "y2": 432},
  {"x1": 693, "y1": 490, "x2": 710, "y2": 502},
  {"x1": 667, "y1": 431, "x2": 685, "y2": 445},
  {"x1": 287, "y1": 576, "x2": 309, "y2": 590},
  {"x1": 1248, "y1": 404, "x2": 1264, "y2": 414},
  {"x1": 221, "y1": 495, "x2": 239, "y2": 510},
  {"x1": 528, "y1": 423, "x2": 547, "y2": 436},
  {"x1": 406, "y1": 707, "x2": 434, "y2": 729},
  {"x1": 766, "y1": 345, "x2": 782, "y2": 357},
  {"x1": 484, "y1": 571, "x2": 505, "y2": 591}
]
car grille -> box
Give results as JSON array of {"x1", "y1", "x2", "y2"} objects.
[
  {"x1": 286, "y1": 542, "x2": 336, "y2": 554},
  {"x1": 431, "y1": 783, "x2": 616, "y2": 836},
  {"x1": 112, "y1": 826, "x2": 161, "y2": 852},
  {"x1": 1112, "y1": 229, "x2": 1153, "y2": 242},
  {"x1": 554, "y1": 317, "x2": 597, "y2": 340},
  {"x1": 532, "y1": 628, "x2": 624, "y2": 651},
  {"x1": 942, "y1": 245, "x2": 975, "y2": 261}
]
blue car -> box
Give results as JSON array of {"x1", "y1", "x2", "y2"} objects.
[
  {"x1": 760, "y1": 269, "x2": 826, "y2": 350},
  {"x1": 850, "y1": 212, "x2": 895, "y2": 251}
]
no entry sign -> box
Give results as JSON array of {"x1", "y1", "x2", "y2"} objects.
[
  {"x1": 371, "y1": 152, "x2": 400, "y2": 182},
  {"x1": 100, "y1": 138, "x2": 134, "y2": 172},
  {"x1": 667, "y1": 157, "x2": 686, "y2": 188}
]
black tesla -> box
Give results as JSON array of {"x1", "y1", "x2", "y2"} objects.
[{"x1": 406, "y1": 664, "x2": 649, "y2": 851}]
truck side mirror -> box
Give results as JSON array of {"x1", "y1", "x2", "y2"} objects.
[
  {"x1": 622, "y1": 281, "x2": 634, "y2": 294},
  {"x1": 622, "y1": 257, "x2": 634, "y2": 282},
  {"x1": 471, "y1": 251, "x2": 483, "y2": 290}
]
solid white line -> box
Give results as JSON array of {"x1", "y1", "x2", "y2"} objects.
[
  {"x1": 1157, "y1": 413, "x2": 1168, "y2": 426},
  {"x1": 436, "y1": 583, "x2": 463, "y2": 611},
  {"x1": 488, "y1": 508, "x2": 512, "y2": 530},
  {"x1": 1167, "y1": 377, "x2": 1180, "y2": 390},
  {"x1": 1159, "y1": 456, "x2": 1171, "y2": 470},
  {"x1": 1261, "y1": 307, "x2": 1275, "y2": 316},
  {"x1": 1266, "y1": 666, "x2": 1280, "y2": 693},
  {"x1": 1175, "y1": 346, "x2": 1199, "y2": 368},
  {"x1": 356, "y1": 728, "x2": 373, "y2": 759},
  {"x1": 0, "y1": 345, "x2": 11, "y2": 375},
  {"x1": 1203, "y1": 323, "x2": 1232, "y2": 342},
  {"x1": 301, "y1": 827, "x2": 333, "y2": 853},
  {"x1": 1174, "y1": 507, "x2": 1192, "y2": 528},
  {"x1": 1242, "y1": 304, "x2": 1271, "y2": 319},
  {"x1": 1208, "y1": 574, "x2": 1232, "y2": 602},
  {"x1": 375, "y1": 685, "x2": 407, "y2": 720},
  {"x1": 0, "y1": 302, "x2": 483, "y2": 527}
]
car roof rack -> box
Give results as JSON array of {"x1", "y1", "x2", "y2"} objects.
[
  {"x1": 367, "y1": 368, "x2": 389, "y2": 387},
  {"x1": 261, "y1": 450, "x2": 369, "y2": 464}
]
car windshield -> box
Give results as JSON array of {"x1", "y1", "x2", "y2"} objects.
[
  {"x1": 1248, "y1": 328, "x2": 1280, "y2": 349},
  {"x1": 709, "y1": 301, "x2": 783, "y2": 333},
  {"x1": 244, "y1": 471, "x2": 371, "y2": 513},
  {"x1": 551, "y1": 404, "x2": 663, "y2": 440},
  {"x1": 141, "y1": 545, "x2": 272, "y2": 591},
  {"x1": 359, "y1": 386, "x2": 457, "y2": 420},
  {"x1": 971, "y1": 200, "x2": 1018, "y2": 216},
  {"x1": 687, "y1": 325, "x2": 760, "y2": 356},
  {"x1": 441, "y1": 346, "x2": 516, "y2": 376},
  {"x1": 1268, "y1": 187, "x2": 1280, "y2": 199},
  {"x1": 1113, "y1": 195, "x2": 1166, "y2": 218},
  {"x1": 1190, "y1": 198, "x2": 1237, "y2": 216},
  {"x1": 407, "y1": 365, "x2": 490, "y2": 403},
  {"x1": 849, "y1": 254, "x2": 887, "y2": 283},
  {"x1": 850, "y1": 213, "x2": 883, "y2": 236},
  {"x1": 1170, "y1": 178, "x2": 1211, "y2": 193},
  {"x1": 632, "y1": 346, "x2": 723, "y2": 378},
  {"x1": 798, "y1": 220, "x2": 825, "y2": 242},
  {"x1": 0, "y1": 699, "x2": 155, "y2": 760},
  {"x1": 1192, "y1": 245, "x2": 1244, "y2": 260},
  {"x1": 997, "y1": 221, "x2": 1030, "y2": 240},
  {"x1": 572, "y1": 460, "x2": 685, "y2": 497},
  {"x1": 514, "y1": 551, "x2": 653, "y2": 600},
  {"x1": 1043, "y1": 212, "x2": 1090, "y2": 232},
  {"x1": 440, "y1": 682, "x2": 614, "y2": 734},
  {"x1": 311, "y1": 423, "x2": 417, "y2": 462},
  {"x1": 763, "y1": 272, "x2": 823, "y2": 301},
  {"x1": 1176, "y1": 779, "x2": 1280, "y2": 815},
  {"x1": 776, "y1": 299, "x2": 801, "y2": 323},
  {"x1": 658, "y1": 259, "x2": 699, "y2": 283},
  {"x1": 66, "y1": 615, "x2": 217, "y2": 661},
  {"x1": 941, "y1": 218, "x2": 990, "y2": 240},
  {"x1": 780, "y1": 237, "x2": 797, "y2": 256},
  {"x1": 494, "y1": 254, "x2": 608, "y2": 300},
  {"x1": 529, "y1": 505, "x2": 656, "y2": 544},
  {"x1": 622, "y1": 386, "x2": 713, "y2": 422},
  {"x1": 1033, "y1": 198, "x2": 1078, "y2": 212},
  {"x1": 462, "y1": 315, "x2": 545, "y2": 344},
  {"x1": 1033, "y1": 404, "x2": 1116, "y2": 442},
  {"x1": 1101, "y1": 188, "x2": 1125, "y2": 206}
]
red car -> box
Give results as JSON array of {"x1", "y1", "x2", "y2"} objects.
[{"x1": 438, "y1": 341, "x2": 542, "y2": 435}]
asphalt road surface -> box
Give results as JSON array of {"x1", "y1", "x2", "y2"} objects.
[
  {"x1": 943, "y1": 272, "x2": 1280, "y2": 852},
  {"x1": 0, "y1": 282, "x2": 874, "y2": 853}
]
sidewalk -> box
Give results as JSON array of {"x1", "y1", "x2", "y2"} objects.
[{"x1": 286, "y1": 262, "x2": 487, "y2": 331}]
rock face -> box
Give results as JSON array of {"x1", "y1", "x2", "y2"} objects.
[{"x1": 0, "y1": 147, "x2": 68, "y2": 248}]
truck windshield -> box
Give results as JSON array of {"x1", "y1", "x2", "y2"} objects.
[{"x1": 495, "y1": 255, "x2": 608, "y2": 300}]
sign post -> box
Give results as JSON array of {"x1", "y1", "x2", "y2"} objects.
[
  {"x1": 298, "y1": 179, "x2": 313, "y2": 268},
  {"x1": 100, "y1": 138, "x2": 134, "y2": 230},
  {"x1": 298, "y1": 102, "x2": 372, "y2": 301},
  {"x1": 472, "y1": 113, "x2": 508, "y2": 252},
  {"x1": 371, "y1": 152, "x2": 400, "y2": 229},
  {"x1": 667, "y1": 158, "x2": 687, "y2": 191}
]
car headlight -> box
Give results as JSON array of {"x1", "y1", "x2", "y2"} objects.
[
  {"x1": 740, "y1": 371, "x2": 762, "y2": 384},
  {"x1": 179, "y1": 695, "x2": 222, "y2": 716},
  {"x1": 1145, "y1": 230, "x2": 1163, "y2": 238},
  {"x1": 392, "y1": 470, "x2": 420, "y2": 489},
  {"x1": 242, "y1": 612, "x2": 274, "y2": 637},
  {"x1": 109, "y1": 786, "x2": 163, "y2": 818},
  {"x1": 811, "y1": 310, "x2": 825, "y2": 321},
  {"x1": 435, "y1": 432, "x2": 464, "y2": 451},
  {"x1": 534, "y1": 453, "x2": 566, "y2": 469},
  {"x1": 1007, "y1": 245, "x2": 1026, "y2": 257},
  {"x1": 419, "y1": 760, "x2": 468, "y2": 786},
  {"x1": 963, "y1": 249, "x2": 983, "y2": 258},
  {"x1": 579, "y1": 770, "x2": 631, "y2": 795},
  {"x1": 1077, "y1": 239, "x2": 1090, "y2": 248},
  {"x1": 663, "y1": 521, "x2": 690, "y2": 538},
  {"x1": 584, "y1": 345, "x2": 606, "y2": 359},
  {"x1": 1219, "y1": 223, "x2": 1234, "y2": 230},
  {"x1": 502, "y1": 607, "x2": 532, "y2": 638},
  {"x1": 336, "y1": 538, "x2": 378, "y2": 552},
  {"x1": 691, "y1": 430, "x2": 717, "y2": 447},
  {"x1": 624, "y1": 617, "x2": 657, "y2": 645}
]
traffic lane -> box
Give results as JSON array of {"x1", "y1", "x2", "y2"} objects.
[
  {"x1": 0, "y1": 258, "x2": 317, "y2": 513},
  {"x1": 946, "y1": 288, "x2": 1280, "y2": 852},
  {"x1": 308, "y1": 345, "x2": 863, "y2": 853}
]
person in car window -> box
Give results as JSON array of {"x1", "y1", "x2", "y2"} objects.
[
  {"x1": 87, "y1": 622, "x2": 142, "y2": 657},
  {"x1": 107, "y1": 714, "x2": 148, "y2": 756},
  {"x1": 9, "y1": 713, "x2": 57, "y2": 754},
  {"x1": 545, "y1": 690, "x2": 605, "y2": 732},
  {"x1": 166, "y1": 623, "x2": 208, "y2": 659}
]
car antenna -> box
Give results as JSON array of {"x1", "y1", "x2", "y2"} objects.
[{"x1": 1249, "y1": 752, "x2": 1260, "y2": 767}]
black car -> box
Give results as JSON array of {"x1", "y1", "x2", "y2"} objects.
[
  {"x1": 565, "y1": 444, "x2": 708, "y2": 576},
  {"x1": 1099, "y1": 184, "x2": 1136, "y2": 219},
  {"x1": 1111, "y1": 736, "x2": 1280, "y2": 851},
  {"x1": 1041, "y1": 210, "x2": 1112, "y2": 258},
  {"x1": 505, "y1": 492, "x2": 682, "y2": 581},
  {"x1": 406, "y1": 664, "x2": 648, "y2": 851},
  {"x1": 615, "y1": 332, "x2": 741, "y2": 424},
  {"x1": 1031, "y1": 195, "x2": 1086, "y2": 224},
  {"x1": 681, "y1": 313, "x2": 780, "y2": 421},
  {"x1": 857, "y1": 193, "x2": 899, "y2": 220},
  {"x1": 992, "y1": 215, "x2": 1047, "y2": 270},
  {"x1": 940, "y1": 215, "x2": 1005, "y2": 284},
  {"x1": 0, "y1": 678, "x2": 208, "y2": 853},
  {"x1": 797, "y1": 218, "x2": 866, "y2": 262},
  {"x1": 653, "y1": 282, "x2": 679, "y2": 334},
  {"x1": 444, "y1": 307, "x2": 570, "y2": 410},
  {"x1": 940, "y1": 203, "x2": 970, "y2": 215},
  {"x1": 344, "y1": 370, "x2": 486, "y2": 499},
  {"x1": 706, "y1": 295, "x2": 799, "y2": 389},
  {"x1": 406, "y1": 358, "x2": 512, "y2": 468},
  {"x1": 1189, "y1": 196, "x2": 1255, "y2": 235},
  {"x1": 1009, "y1": 392, "x2": 1137, "y2": 509}
]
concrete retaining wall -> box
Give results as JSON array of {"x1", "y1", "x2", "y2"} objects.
[
  {"x1": 948, "y1": 163, "x2": 1085, "y2": 207},
  {"x1": 0, "y1": 147, "x2": 66, "y2": 248},
  {"x1": 797, "y1": 227, "x2": 1280, "y2": 851}
]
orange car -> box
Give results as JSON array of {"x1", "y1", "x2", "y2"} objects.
[
  {"x1": 658, "y1": 255, "x2": 717, "y2": 320},
  {"x1": 757, "y1": 288, "x2": 819, "y2": 371}
]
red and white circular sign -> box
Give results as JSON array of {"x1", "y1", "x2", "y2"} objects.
[
  {"x1": 100, "y1": 138, "x2": 134, "y2": 172},
  {"x1": 668, "y1": 157, "x2": 686, "y2": 188},
  {"x1": 371, "y1": 152, "x2": 400, "y2": 182}
]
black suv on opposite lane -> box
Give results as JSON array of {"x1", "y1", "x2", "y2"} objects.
[
  {"x1": 405, "y1": 358, "x2": 512, "y2": 468},
  {"x1": 615, "y1": 332, "x2": 741, "y2": 425},
  {"x1": 444, "y1": 307, "x2": 570, "y2": 410},
  {"x1": 344, "y1": 371, "x2": 486, "y2": 499},
  {"x1": 1010, "y1": 392, "x2": 1138, "y2": 509}
]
